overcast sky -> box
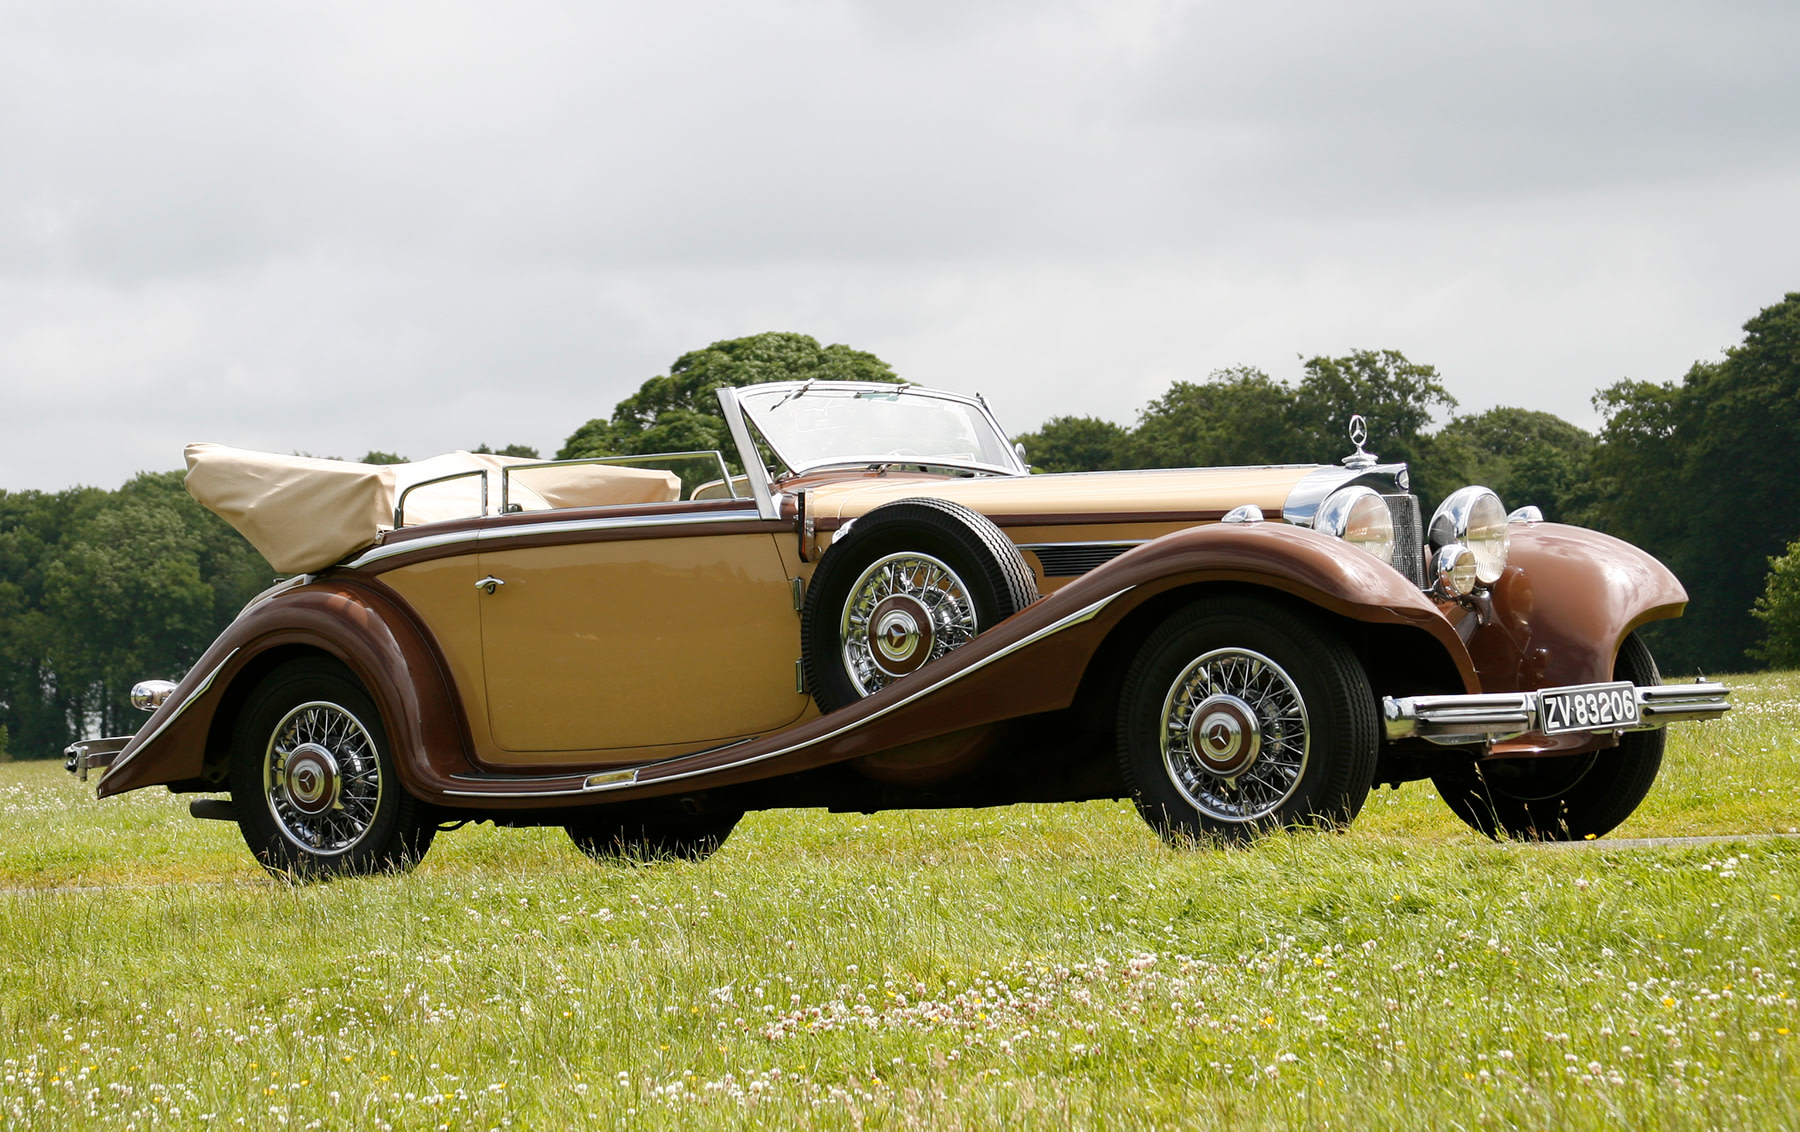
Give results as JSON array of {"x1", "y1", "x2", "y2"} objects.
[{"x1": 3, "y1": 0, "x2": 1796, "y2": 491}]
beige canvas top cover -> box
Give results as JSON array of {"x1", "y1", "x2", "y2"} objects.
[{"x1": 185, "y1": 444, "x2": 681, "y2": 574}]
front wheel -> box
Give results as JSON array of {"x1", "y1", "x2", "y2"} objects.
[
  {"x1": 1116, "y1": 598, "x2": 1379, "y2": 844},
  {"x1": 229, "y1": 657, "x2": 435, "y2": 878},
  {"x1": 1431, "y1": 632, "x2": 1666, "y2": 841}
]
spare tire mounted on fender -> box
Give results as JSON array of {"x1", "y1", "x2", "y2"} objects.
[{"x1": 801, "y1": 497, "x2": 1038, "y2": 713}]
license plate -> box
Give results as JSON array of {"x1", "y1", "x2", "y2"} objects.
[{"x1": 1538, "y1": 681, "x2": 1640, "y2": 734}]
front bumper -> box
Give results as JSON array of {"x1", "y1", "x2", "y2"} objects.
[
  {"x1": 1382, "y1": 682, "x2": 1730, "y2": 746},
  {"x1": 64, "y1": 735, "x2": 134, "y2": 782}
]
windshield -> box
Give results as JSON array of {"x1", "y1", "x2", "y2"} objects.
[{"x1": 736, "y1": 383, "x2": 1020, "y2": 476}]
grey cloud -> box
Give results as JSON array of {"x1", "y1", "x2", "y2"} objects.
[{"x1": 1, "y1": 0, "x2": 1795, "y2": 490}]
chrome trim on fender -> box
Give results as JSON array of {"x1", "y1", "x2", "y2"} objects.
[
  {"x1": 100, "y1": 648, "x2": 241, "y2": 784},
  {"x1": 1382, "y1": 681, "x2": 1732, "y2": 746}
]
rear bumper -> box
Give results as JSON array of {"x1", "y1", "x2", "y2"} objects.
[
  {"x1": 1382, "y1": 682, "x2": 1730, "y2": 746},
  {"x1": 64, "y1": 736, "x2": 134, "y2": 782}
]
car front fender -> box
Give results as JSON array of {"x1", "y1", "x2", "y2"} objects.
[{"x1": 1467, "y1": 522, "x2": 1687, "y2": 694}]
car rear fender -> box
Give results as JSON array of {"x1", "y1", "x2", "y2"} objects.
[{"x1": 95, "y1": 578, "x2": 474, "y2": 800}]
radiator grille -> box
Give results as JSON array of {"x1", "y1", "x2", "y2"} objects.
[
  {"x1": 1024, "y1": 542, "x2": 1138, "y2": 577},
  {"x1": 1384, "y1": 493, "x2": 1427, "y2": 589}
]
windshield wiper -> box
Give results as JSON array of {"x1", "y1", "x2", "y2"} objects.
[{"x1": 769, "y1": 380, "x2": 814, "y2": 410}]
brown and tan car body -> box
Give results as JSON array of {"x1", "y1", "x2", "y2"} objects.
[{"x1": 93, "y1": 459, "x2": 1689, "y2": 824}]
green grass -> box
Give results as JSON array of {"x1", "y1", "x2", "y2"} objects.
[{"x1": 1, "y1": 673, "x2": 1796, "y2": 1128}]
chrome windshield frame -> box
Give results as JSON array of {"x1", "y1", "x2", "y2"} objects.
[
  {"x1": 729, "y1": 381, "x2": 1028, "y2": 484},
  {"x1": 716, "y1": 386, "x2": 779, "y2": 520}
]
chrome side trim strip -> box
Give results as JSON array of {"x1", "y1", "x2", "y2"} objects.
[
  {"x1": 345, "y1": 510, "x2": 767, "y2": 567},
  {"x1": 477, "y1": 511, "x2": 763, "y2": 545},
  {"x1": 345, "y1": 529, "x2": 490, "y2": 568},
  {"x1": 440, "y1": 784, "x2": 589, "y2": 798},
  {"x1": 99, "y1": 648, "x2": 241, "y2": 785}
]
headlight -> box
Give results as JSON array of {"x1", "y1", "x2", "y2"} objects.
[
  {"x1": 1316, "y1": 486, "x2": 1395, "y2": 566},
  {"x1": 1429, "y1": 486, "x2": 1509, "y2": 586},
  {"x1": 1431, "y1": 544, "x2": 1479, "y2": 598}
]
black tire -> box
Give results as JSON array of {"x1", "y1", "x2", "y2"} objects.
[
  {"x1": 1432, "y1": 632, "x2": 1666, "y2": 841},
  {"x1": 1116, "y1": 597, "x2": 1379, "y2": 844},
  {"x1": 802, "y1": 497, "x2": 1038, "y2": 713},
  {"x1": 565, "y1": 812, "x2": 741, "y2": 863},
  {"x1": 228, "y1": 657, "x2": 435, "y2": 879}
]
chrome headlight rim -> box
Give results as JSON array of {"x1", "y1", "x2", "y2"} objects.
[
  {"x1": 1429, "y1": 486, "x2": 1510, "y2": 587},
  {"x1": 1315, "y1": 485, "x2": 1396, "y2": 566},
  {"x1": 1431, "y1": 543, "x2": 1479, "y2": 599}
]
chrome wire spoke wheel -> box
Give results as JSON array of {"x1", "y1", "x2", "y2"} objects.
[
  {"x1": 838, "y1": 551, "x2": 979, "y2": 696},
  {"x1": 1160, "y1": 647, "x2": 1310, "y2": 823},
  {"x1": 262, "y1": 700, "x2": 385, "y2": 856}
]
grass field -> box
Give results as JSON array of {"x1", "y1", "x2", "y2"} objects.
[{"x1": 1, "y1": 672, "x2": 1796, "y2": 1129}]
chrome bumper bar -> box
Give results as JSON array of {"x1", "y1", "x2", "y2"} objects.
[
  {"x1": 1383, "y1": 682, "x2": 1731, "y2": 746},
  {"x1": 63, "y1": 735, "x2": 133, "y2": 782}
]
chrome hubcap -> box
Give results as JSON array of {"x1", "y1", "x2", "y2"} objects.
[
  {"x1": 282, "y1": 743, "x2": 341, "y2": 816},
  {"x1": 841, "y1": 552, "x2": 978, "y2": 696},
  {"x1": 263, "y1": 701, "x2": 384, "y2": 855},
  {"x1": 1161, "y1": 648, "x2": 1309, "y2": 822}
]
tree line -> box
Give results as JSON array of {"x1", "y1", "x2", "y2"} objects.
[
  {"x1": 3, "y1": 300, "x2": 1796, "y2": 760},
  {"x1": 1014, "y1": 293, "x2": 1800, "y2": 676}
]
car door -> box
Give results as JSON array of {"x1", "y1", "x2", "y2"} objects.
[{"x1": 475, "y1": 521, "x2": 808, "y2": 760}]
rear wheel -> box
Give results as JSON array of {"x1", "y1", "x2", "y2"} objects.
[
  {"x1": 228, "y1": 657, "x2": 434, "y2": 878},
  {"x1": 565, "y1": 812, "x2": 740, "y2": 863},
  {"x1": 1432, "y1": 632, "x2": 1666, "y2": 841},
  {"x1": 1117, "y1": 598, "x2": 1379, "y2": 844}
]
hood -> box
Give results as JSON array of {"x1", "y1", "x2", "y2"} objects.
[{"x1": 799, "y1": 465, "x2": 1323, "y2": 524}]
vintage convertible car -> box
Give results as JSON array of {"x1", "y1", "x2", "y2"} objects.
[{"x1": 67, "y1": 381, "x2": 1731, "y2": 875}]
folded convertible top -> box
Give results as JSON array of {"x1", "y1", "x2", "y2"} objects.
[{"x1": 185, "y1": 444, "x2": 680, "y2": 573}]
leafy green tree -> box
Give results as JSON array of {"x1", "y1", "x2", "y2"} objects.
[
  {"x1": 1124, "y1": 366, "x2": 1301, "y2": 470},
  {"x1": 1012, "y1": 416, "x2": 1129, "y2": 473},
  {"x1": 1588, "y1": 292, "x2": 1800, "y2": 672},
  {"x1": 1435, "y1": 407, "x2": 1595, "y2": 522},
  {"x1": 1750, "y1": 539, "x2": 1800, "y2": 669},
  {"x1": 1289, "y1": 350, "x2": 1461, "y2": 508},
  {"x1": 358, "y1": 450, "x2": 409, "y2": 465},
  {"x1": 0, "y1": 473, "x2": 270, "y2": 757},
  {"x1": 0, "y1": 485, "x2": 108, "y2": 758},
  {"x1": 473, "y1": 444, "x2": 540, "y2": 459},
  {"x1": 559, "y1": 332, "x2": 901, "y2": 460}
]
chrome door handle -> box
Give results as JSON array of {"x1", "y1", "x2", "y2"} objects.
[{"x1": 476, "y1": 576, "x2": 505, "y2": 595}]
